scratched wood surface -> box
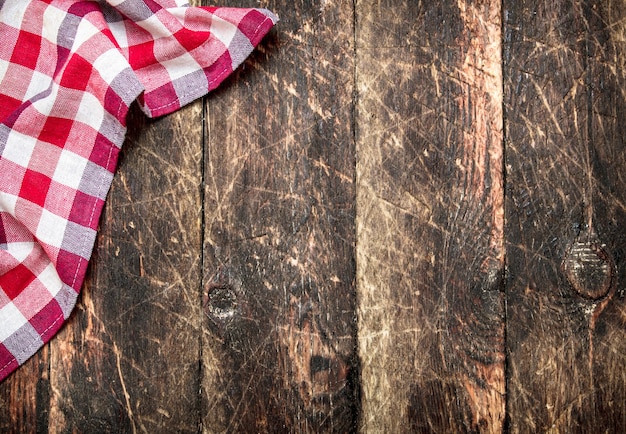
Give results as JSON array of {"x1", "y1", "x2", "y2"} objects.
[
  {"x1": 1, "y1": 0, "x2": 626, "y2": 432},
  {"x1": 504, "y1": 0, "x2": 626, "y2": 431},
  {"x1": 356, "y1": 0, "x2": 505, "y2": 432},
  {"x1": 200, "y1": 0, "x2": 358, "y2": 431}
]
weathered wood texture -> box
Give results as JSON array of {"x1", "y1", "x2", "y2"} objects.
[
  {"x1": 201, "y1": 0, "x2": 358, "y2": 432},
  {"x1": 0, "y1": 348, "x2": 48, "y2": 433},
  {"x1": 504, "y1": 0, "x2": 626, "y2": 431},
  {"x1": 2, "y1": 0, "x2": 626, "y2": 432},
  {"x1": 356, "y1": 0, "x2": 505, "y2": 432}
]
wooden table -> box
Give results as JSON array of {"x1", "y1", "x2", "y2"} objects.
[{"x1": 2, "y1": 0, "x2": 625, "y2": 432}]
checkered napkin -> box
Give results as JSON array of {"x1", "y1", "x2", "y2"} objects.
[{"x1": 0, "y1": 0, "x2": 277, "y2": 382}]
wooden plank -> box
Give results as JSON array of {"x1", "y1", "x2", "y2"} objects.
[
  {"x1": 0, "y1": 349, "x2": 49, "y2": 433},
  {"x1": 356, "y1": 0, "x2": 505, "y2": 431},
  {"x1": 201, "y1": 0, "x2": 358, "y2": 432},
  {"x1": 45, "y1": 102, "x2": 203, "y2": 432},
  {"x1": 504, "y1": 0, "x2": 626, "y2": 430}
]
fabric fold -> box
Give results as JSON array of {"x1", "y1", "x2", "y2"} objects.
[{"x1": 0, "y1": 0, "x2": 277, "y2": 383}]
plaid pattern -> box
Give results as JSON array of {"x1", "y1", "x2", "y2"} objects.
[{"x1": 0, "y1": 0, "x2": 277, "y2": 382}]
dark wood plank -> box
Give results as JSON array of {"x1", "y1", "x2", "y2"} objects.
[
  {"x1": 46, "y1": 101, "x2": 203, "y2": 433},
  {"x1": 504, "y1": 0, "x2": 626, "y2": 431},
  {"x1": 201, "y1": 0, "x2": 358, "y2": 431},
  {"x1": 356, "y1": 0, "x2": 505, "y2": 431},
  {"x1": 0, "y1": 349, "x2": 49, "y2": 433}
]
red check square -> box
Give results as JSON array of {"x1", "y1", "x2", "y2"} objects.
[
  {"x1": 19, "y1": 169, "x2": 51, "y2": 208},
  {"x1": 0, "y1": 94, "x2": 22, "y2": 124},
  {"x1": 29, "y1": 300, "x2": 63, "y2": 336},
  {"x1": 128, "y1": 40, "x2": 157, "y2": 70},
  {"x1": 0, "y1": 264, "x2": 37, "y2": 299},
  {"x1": 9, "y1": 31, "x2": 41, "y2": 70},
  {"x1": 59, "y1": 54, "x2": 92, "y2": 91},
  {"x1": 38, "y1": 117, "x2": 74, "y2": 148},
  {"x1": 68, "y1": 190, "x2": 102, "y2": 227}
]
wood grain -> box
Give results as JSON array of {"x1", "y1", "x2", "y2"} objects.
[
  {"x1": 45, "y1": 101, "x2": 204, "y2": 433},
  {"x1": 504, "y1": 0, "x2": 626, "y2": 431},
  {"x1": 0, "y1": 349, "x2": 48, "y2": 433},
  {"x1": 356, "y1": 0, "x2": 505, "y2": 432},
  {"x1": 201, "y1": 0, "x2": 358, "y2": 432}
]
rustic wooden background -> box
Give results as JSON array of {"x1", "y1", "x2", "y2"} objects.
[{"x1": 2, "y1": 0, "x2": 626, "y2": 432}]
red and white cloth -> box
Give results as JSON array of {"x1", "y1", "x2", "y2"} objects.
[{"x1": 0, "y1": 0, "x2": 277, "y2": 382}]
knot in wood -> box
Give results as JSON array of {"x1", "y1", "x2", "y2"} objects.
[
  {"x1": 204, "y1": 273, "x2": 239, "y2": 321},
  {"x1": 205, "y1": 284, "x2": 237, "y2": 319},
  {"x1": 562, "y1": 240, "x2": 614, "y2": 300}
]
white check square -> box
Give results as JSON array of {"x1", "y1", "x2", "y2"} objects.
[
  {"x1": 2, "y1": 130, "x2": 37, "y2": 168},
  {"x1": 0, "y1": 303, "x2": 28, "y2": 341},
  {"x1": 52, "y1": 149, "x2": 88, "y2": 190},
  {"x1": 36, "y1": 208, "x2": 67, "y2": 248}
]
